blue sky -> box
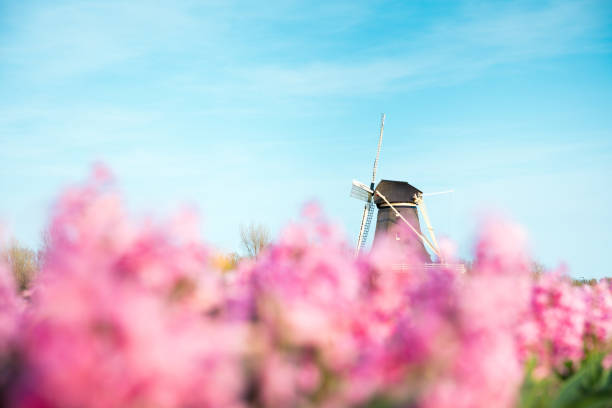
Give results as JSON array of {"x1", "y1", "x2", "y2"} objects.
[{"x1": 1, "y1": 0, "x2": 611, "y2": 278}]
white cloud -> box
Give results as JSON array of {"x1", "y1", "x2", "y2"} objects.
[{"x1": 1, "y1": 0, "x2": 216, "y2": 78}]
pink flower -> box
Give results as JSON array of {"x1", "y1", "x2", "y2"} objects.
[
  {"x1": 12, "y1": 168, "x2": 245, "y2": 408},
  {"x1": 1, "y1": 166, "x2": 608, "y2": 408}
]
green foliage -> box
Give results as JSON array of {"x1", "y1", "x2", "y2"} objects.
[{"x1": 520, "y1": 354, "x2": 612, "y2": 408}]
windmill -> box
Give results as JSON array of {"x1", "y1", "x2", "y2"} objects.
[{"x1": 350, "y1": 115, "x2": 448, "y2": 262}]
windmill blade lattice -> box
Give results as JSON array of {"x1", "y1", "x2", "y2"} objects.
[{"x1": 359, "y1": 200, "x2": 376, "y2": 250}]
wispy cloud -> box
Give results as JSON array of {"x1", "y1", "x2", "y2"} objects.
[
  {"x1": 4, "y1": 0, "x2": 608, "y2": 91},
  {"x1": 0, "y1": 0, "x2": 209, "y2": 78},
  {"x1": 218, "y1": 0, "x2": 611, "y2": 98}
]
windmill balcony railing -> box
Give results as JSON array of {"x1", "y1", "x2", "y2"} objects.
[{"x1": 390, "y1": 263, "x2": 466, "y2": 274}]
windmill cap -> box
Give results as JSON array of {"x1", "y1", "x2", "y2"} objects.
[{"x1": 373, "y1": 179, "x2": 423, "y2": 207}]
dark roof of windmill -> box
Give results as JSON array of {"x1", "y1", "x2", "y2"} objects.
[{"x1": 373, "y1": 180, "x2": 422, "y2": 206}]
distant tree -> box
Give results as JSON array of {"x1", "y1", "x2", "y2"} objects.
[
  {"x1": 462, "y1": 260, "x2": 547, "y2": 277},
  {"x1": 531, "y1": 261, "x2": 546, "y2": 278},
  {"x1": 462, "y1": 260, "x2": 473, "y2": 274},
  {"x1": 37, "y1": 229, "x2": 51, "y2": 268},
  {"x1": 572, "y1": 277, "x2": 598, "y2": 286},
  {"x1": 2, "y1": 240, "x2": 38, "y2": 292},
  {"x1": 228, "y1": 252, "x2": 242, "y2": 269},
  {"x1": 240, "y1": 222, "x2": 271, "y2": 258},
  {"x1": 212, "y1": 252, "x2": 242, "y2": 273}
]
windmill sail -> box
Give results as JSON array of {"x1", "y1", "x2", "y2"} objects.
[
  {"x1": 352, "y1": 181, "x2": 375, "y2": 253},
  {"x1": 360, "y1": 200, "x2": 375, "y2": 250},
  {"x1": 370, "y1": 113, "x2": 385, "y2": 186},
  {"x1": 414, "y1": 196, "x2": 441, "y2": 258},
  {"x1": 353, "y1": 114, "x2": 385, "y2": 255},
  {"x1": 350, "y1": 180, "x2": 373, "y2": 201}
]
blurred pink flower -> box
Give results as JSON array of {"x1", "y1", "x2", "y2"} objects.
[{"x1": 0, "y1": 167, "x2": 609, "y2": 408}]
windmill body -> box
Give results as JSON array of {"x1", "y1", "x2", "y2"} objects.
[{"x1": 372, "y1": 180, "x2": 430, "y2": 261}]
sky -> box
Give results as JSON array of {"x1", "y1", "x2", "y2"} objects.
[{"x1": 1, "y1": 0, "x2": 611, "y2": 278}]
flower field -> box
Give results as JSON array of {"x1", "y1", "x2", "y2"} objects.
[{"x1": 1, "y1": 169, "x2": 612, "y2": 408}]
